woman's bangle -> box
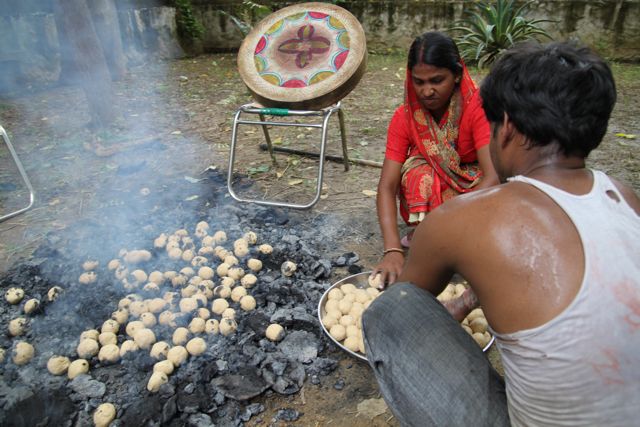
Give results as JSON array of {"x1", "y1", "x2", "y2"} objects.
[{"x1": 383, "y1": 247, "x2": 405, "y2": 256}]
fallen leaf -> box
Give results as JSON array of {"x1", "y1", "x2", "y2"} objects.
[
  {"x1": 272, "y1": 137, "x2": 283, "y2": 145},
  {"x1": 320, "y1": 193, "x2": 329, "y2": 199},
  {"x1": 362, "y1": 190, "x2": 377, "y2": 197},
  {"x1": 276, "y1": 172, "x2": 284, "y2": 178},
  {"x1": 184, "y1": 195, "x2": 199, "y2": 201},
  {"x1": 615, "y1": 133, "x2": 636, "y2": 139},
  {"x1": 288, "y1": 179, "x2": 303, "y2": 186},
  {"x1": 171, "y1": 130, "x2": 182, "y2": 135},
  {"x1": 356, "y1": 398, "x2": 388, "y2": 419},
  {"x1": 49, "y1": 198, "x2": 61, "y2": 206}
]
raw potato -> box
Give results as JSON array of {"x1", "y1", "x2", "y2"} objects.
[
  {"x1": 140, "y1": 312, "x2": 157, "y2": 328},
  {"x1": 147, "y1": 371, "x2": 168, "y2": 393},
  {"x1": 77, "y1": 339, "x2": 99, "y2": 358},
  {"x1": 154, "y1": 360, "x2": 175, "y2": 375},
  {"x1": 281, "y1": 261, "x2": 297, "y2": 277},
  {"x1": 213, "y1": 285, "x2": 232, "y2": 299},
  {"x1": 179, "y1": 297, "x2": 198, "y2": 313},
  {"x1": 470, "y1": 317, "x2": 488, "y2": 334},
  {"x1": 5, "y1": 287, "x2": 25, "y2": 304},
  {"x1": 265, "y1": 324, "x2": 285, "y2": 342},
  {"x1": 148, "y1": 298, "x2": 167, "y2": 313},
  {"x1": 234, "y1": 246, "x2": 248, "y2": 258},
  {"x1": 47, "y1": 356, "x2": 70, "y2": 376},
  {"x1": 126, "y1": 320, "x2": 145, "y2": 337},
  {"x1": 172, "y1": 327, "x2": 189, "y2": 346},
  {"x1": 240, "y1": 295, "x2": 256, "y2": 311},
  {"x1": 220, "y1": 277, "x2": 235, "y2": 288},
  {"x1": 243, "y1": 231, "x2": 258, "y2": 245},
  {"x1": 216, "y1": 262, "x2": 230, "y2": 277},
  {"x1": 68, "y1": 359, "x2": 90, "y2": 379},
  {"x1": 198, "y1": 308, "x2": 211, "y2": 320},
  {"x1": 367, "y1": 273, "x2": 383, "y2": 289},
  {"x1": 227, "y1": 267, "x2": 245, "y2": 280},
  {"x1": 23, "y1": 298, "x2": 40, "y2": 314},
  {"x1": 343, "y1": 336, "x2": 360, "y2": 352},
  {"x1": 211, "y1": 298, "x2": 229, "y2": 315},
  {"x1": 241, "y1": 274, "x2": 257, "y2": 288},
  {"x1": 148, "y1": 271, "x2": 165, "y2": 285},
  {"x1": 205, "y1": 319, "x2": 219, "y2": 335},
  {"x1": 12, "y1": 341, "x2": 35, "y2": 365},
  {"x1": 230, "y1": 286, "x2": 247, "y2": 302},
  {"x1": 328, "y1": 288, "x2": 344, "y2": 300},
  {"x1": 247, "y1": 259, "x2": 262, "y2": 272},
  {"x1": 119, "y1": 340, "x2": 139, "y2": 357},
  {"x1": 219, "y1": 318, "x2": 237, "y2": 336},
  {"x1": 341, "y1": 283, "x2": 357, "y2": 294},
  {"x1": 158, "y1": 311, "x2": 176, "y2": 327},
  {"x1": 258, "y1": 244, "x2": 273, "y2": 254},
  {"x1": 79, "y1": 272, "x2": 97, "y2": 284},
  {"x1": 108, "y1": 259, "x2": 120, "y2": 270},
  {"x1": 222, "y1": 308, "x2": 236, "y2": 319},
  {"x1": 47, "y1": 286, "x2": 63, "y2": 301},
  {"x1": 124, "y1": 249, "x2": 152, "y2": 264},
  {"x1": 212, "y1": 231, "x2": 227, "y2": 244},
  {"x1": 329, "y1": 324, "x2": 347, "y2": 342},
  {"x1": 198, "y1": 266, "x2": 214, "y2": 280},
  {"x1": 338, "y1": 299, "x2": 352, "y2": 315},
  {"x1": 93, "y1": 403, "x2": 116, "y2": 427},
  {"x1": 167, "y1": 346, "x2": 189, "y2": 366},
  {"x1": 81, "y1": 329, "x2": 100, "y2": 341},
  {"x1": 150, "y1": 341, "x2": 170, "y2": 360},
  {"x1": 321, "y1": 313, "x2": 338, "y2": 329},
  {"x1": 134, "y1": 328, "x2": 156, "y2": 349},
  {"x1": 98, "y1": 344, "x2": 120, "y2": 363},
  {"x1": 99, "y1": 332, "x2": 117, "y2": 346},
  {"x1": 186, "y1": 337, "x2": 207, "y2": 356},
  {"x1": 102, "y1": 319, "x2": 120, "y2": 334},
  {"x1": 111, "y1": 309, "x2": 129, "y2": 324},
  {"x1": 8, "y1": 317, "x2": 28, "y2": 336},
  {"x1": 189, "y1": 317, "x2": 206, "y2": 334},
  {"x1": 224, "y1": 255, "x2": 239, "y2": 266}
]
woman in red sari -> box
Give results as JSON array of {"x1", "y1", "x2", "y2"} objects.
[{"x1": 373, "y1": 32, "x2": 498, "y2": 285}]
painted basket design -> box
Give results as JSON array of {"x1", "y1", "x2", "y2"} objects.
[{"x1": 253, "y1": 11, "x2": 350, "y2": 88}]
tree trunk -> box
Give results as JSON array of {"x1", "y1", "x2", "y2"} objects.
[
  {"x1": 88, "y1": 0, "x2": 127, "y2": 81},
  {"x1": 54, "y1": 0, "x2": 116, "y2": 128}
]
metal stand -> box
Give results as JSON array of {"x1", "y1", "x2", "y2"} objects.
[
  {"x1": 0, "y1": 126, "x2": 35, "y2": 222},
  {"x1": 227, "y1": 102, "x2": 349, "y2": 209}
]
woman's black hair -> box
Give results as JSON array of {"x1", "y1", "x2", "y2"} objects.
[
  {"x1": 480, "y1": 41, "x2": 616, "y2": 157},
  {"x1": 407, "y1": 31, "x2": 463, "y2": 75}
]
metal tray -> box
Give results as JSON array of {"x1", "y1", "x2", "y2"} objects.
[{"x1": 318, "y1": 271, "x2": 494, "y2": 361}]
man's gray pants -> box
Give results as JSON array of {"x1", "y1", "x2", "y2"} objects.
[{"x1": 362, "y1": 282, "x2": 510, "y2": 426}]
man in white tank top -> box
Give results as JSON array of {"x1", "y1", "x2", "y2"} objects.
[{"x1": 362, "y1": 42, "x2": 640, "y2": 426}]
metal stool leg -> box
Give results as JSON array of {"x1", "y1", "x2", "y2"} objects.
[
  {"x1": 337, "y1": 108, "x2": 349, "y2": 171},
  {"x1": 258, "y1": 113, "x2": 278, "y2": 166},
  {"x1": 0, "y1": 126, "x2": 35, "y2": 222},
  {"x1": 227, "y1": 103, "x2": 347, "y2": 209}
]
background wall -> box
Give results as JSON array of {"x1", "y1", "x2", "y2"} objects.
[{"x1": 0, "y1": 0, "x2": 638, "y2": 94}]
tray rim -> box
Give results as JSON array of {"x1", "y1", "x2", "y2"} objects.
[{"x1": 318, "y1": 271, "x2": 495, "y2": 362}]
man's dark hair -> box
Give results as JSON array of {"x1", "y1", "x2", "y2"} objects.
[
  {"x1": 408, "y1": 31, "x2": 462, "y2": 76},
  {"x1": 480, "y1": 42, "x2": 616, "y2": 157}
]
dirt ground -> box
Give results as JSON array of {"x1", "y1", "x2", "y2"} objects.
[{"x1": 0, "y1": 53, "x2": 638, "y2": 426}]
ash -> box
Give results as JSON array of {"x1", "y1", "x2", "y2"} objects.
[{"x1": 0, "y1": 170, "x2": 366, "y2": 426}]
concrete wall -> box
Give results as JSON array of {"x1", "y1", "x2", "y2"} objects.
[{"x1": 1, "y1": 1, "x2": 638, "y2": 94}]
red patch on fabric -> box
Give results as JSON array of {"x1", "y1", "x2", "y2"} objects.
[
  {"x1": 334, "y1": 50, "x2": 348, "y2": 70},
  {"x1": 255, "y1": 36, "x2": 266, "y2": 55},
  {"x1": 282, "y1": 79, "x2": 306, "y2": 88},
  {"x1": 612, "y1": 280, "x2": 640, "y2": 330},
  {"x1": 309, "y1": 12, "x2": 328, "y2": 19}
]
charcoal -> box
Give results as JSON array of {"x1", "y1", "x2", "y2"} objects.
[
  {"x1": 211, "y1": 367, "x2": 270, "y2": 401},
  {"x1": 274, "y1": 408, "x2": 302, "y2": 422},
  {"x1": 0, "y1": 171, "x2": 351, "y2": 425},
  {"x1": 69, "y1": 375, "x2": 106, "y2": 399},
  {"x1": 278, "y1": 331, "x2": 319, "y2": 363}
]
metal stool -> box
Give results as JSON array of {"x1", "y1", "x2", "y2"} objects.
[
  {"x1": 0, "y1": 126, "x2": 35, "y2": 222},
  {"x1": 227, "y1": 102, "x2": 349, "y2": 209}
]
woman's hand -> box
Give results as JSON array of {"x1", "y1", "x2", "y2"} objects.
[{"x1": 371, "y1": 251, "x2": 405, "y2": 289}]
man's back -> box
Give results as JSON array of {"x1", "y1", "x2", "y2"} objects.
[{"x1": 402, "y1": 168, "x2": 640, "y2": 425}]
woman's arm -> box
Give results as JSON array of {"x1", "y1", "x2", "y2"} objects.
[{"x1": 372, "y1": 158, "x2": 405, "y2": 286}]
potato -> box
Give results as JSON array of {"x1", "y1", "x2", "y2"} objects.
[
  {"x1": 240, "y1": 295, "x2": 256, "y2": 311},
  {"x1": 329, "y1": 324, "x2": 346, "y2": 341},
  {"x1": 185, "y1": 337, "x2": 207, "y2": 356},
  {"x1": 167, "y1": 346, "x2": 188, "y2": 366},
  {"x1": 68, "y1": 359, "x2": 89, "y2": 379},
  {"x1": 147, "y1": 371, "x2": 168, "y2": 393},
  {"x1": 5, "y1": 287, "x2": 25, "y2": 304},
  {"x1": 93, "y1": 403, "x2": 116, "y2": 427},
  {"x1": 219, "y1": 318, "x2": 237, "y2": 336},
  {"x1": 77, "y1": 339, "x2": 99, "y2": 358},
  {"x1": 47, "y1": 355, "x2": 70, "y2": 376},
  {"x1": 8, "y1": 317, "x2": 28, "y2": 336},
  {"x1": 265, "y1": 324, "x2": 285, "y2": 342},
  {"x1": 134, "y1": 328, "x2": 156, "y2": 349},
  {"x1": 98, "y1": 332, "x2": 117, "y2": 346},
  {"x1": 280, "y1": 261, "x2": 297, "y2": 277},
  {"x1": 205, "y1": 319, "x2": 219, "y2": 335},
  {"x1": 150, "y1": 341, "x2": 170, "y2": 360},
  {"x1": 119, "y1": 340, "x2": 139, "y2": 357},
  {"x1": 23, "y1": 298, "x2": 40, "y2": 315},
  {"x1": 172, "y1": 327, "x2": 189, "y2": 346},
  {"x1": 13, "y1": 341, "x2": 35, "y2": 365},
  {"x1": 98, "y1": 344, "x2": 120, "y2": 363},
  {"x1": 258, "y1": 244, "x2": 273, "y2": 254}
]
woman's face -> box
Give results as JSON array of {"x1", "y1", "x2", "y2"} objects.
[{"x1": 411, "y1": 63, "x2": 458, "y2": 117}]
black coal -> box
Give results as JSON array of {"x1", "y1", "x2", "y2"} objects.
[{"x1": 0, "y1": 170, "x2": 365, "y2": 426}]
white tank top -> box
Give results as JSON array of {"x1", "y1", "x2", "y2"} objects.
[{"x1": 492, "y1": 171, "x2": 640, "y2": 426}]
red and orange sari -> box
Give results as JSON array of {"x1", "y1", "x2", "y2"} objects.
[{"x1": 395, "y1": 63, "x2": 484, "y2": 224}]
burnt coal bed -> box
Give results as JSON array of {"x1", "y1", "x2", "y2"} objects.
[{"x1": 0, "y1": 169, "x2": 367, "y2": 426}]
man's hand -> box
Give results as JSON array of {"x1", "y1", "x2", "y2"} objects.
[
  {"x1": 371, "y1": 252, "x2": 404, "y2": 289},
  {"x1": 441, "y1": 288, "x2": 480, "y2": 322}
]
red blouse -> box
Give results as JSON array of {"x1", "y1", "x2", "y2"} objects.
[{"x1": 385, "y1": 90, "x2": 490, "y2": 164}]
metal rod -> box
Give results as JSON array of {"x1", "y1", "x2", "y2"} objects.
[{"x1": 259, "y1": 144, "x2": 383, "y2": 168}]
